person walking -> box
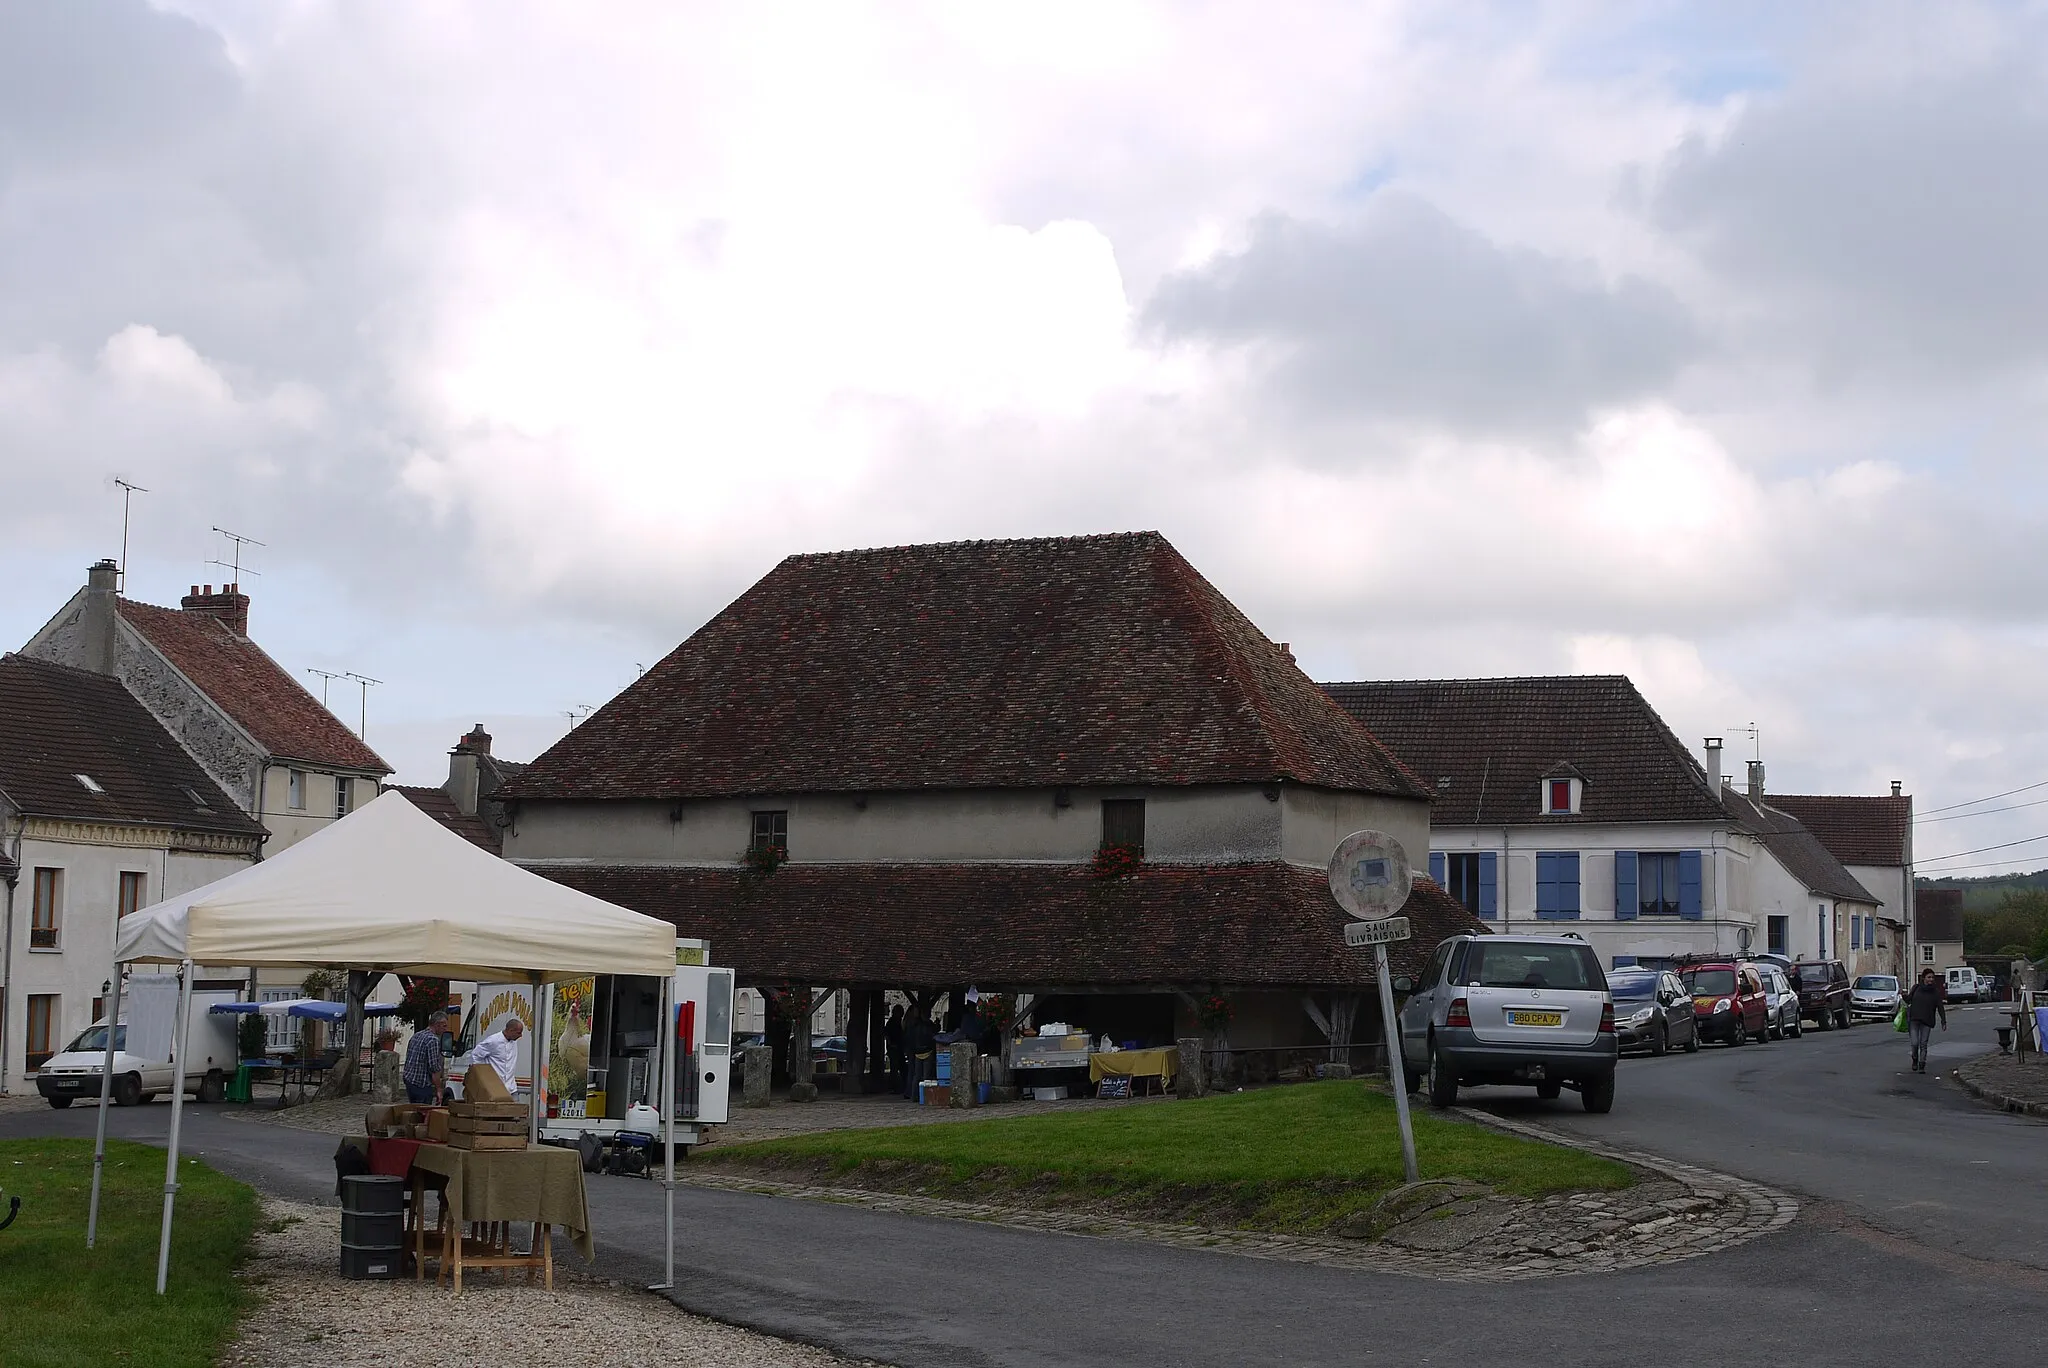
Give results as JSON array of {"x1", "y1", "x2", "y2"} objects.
[
  {"x1": 402, "y1": 1009, "x2": 454, "y2": 1104},
  {"x1": 1903, "y1": 968, "x2": 1947, "y2": 1073},
  {"x1": 883, "y1": 1004, "x2": 906, "y2": 1089}
]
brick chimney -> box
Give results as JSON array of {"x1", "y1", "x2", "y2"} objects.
[
  {"x1": 81, "y1": 559, "x2": 121, "y2": 674},
  {"x1": 181, "y1": 582, "x2": 250, "y2": 637}
]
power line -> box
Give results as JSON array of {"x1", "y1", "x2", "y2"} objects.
[
  {"x1": 1916, "y1": 795, "x2": 2048, "y2": 824},
  {"x1": 1916, "y1": 831, "x2": 2048, "y2": 866},
  {"x1": 1917, "y1": 778, "x2": 2048, "y2": 818},
  {"x1": 1918, "y1": 857, "x2": 2048, "y2": 877}
]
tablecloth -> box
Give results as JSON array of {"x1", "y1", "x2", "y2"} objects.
[
  {"x1": 366, "y1": 1137, "x2": 424, "y2": 1178},
  {"x1": 1088, "y1": 1047, "x2": 1179, "y2": 1083},
  {"x1": 409, "y1": 1144, "x2": 593, "y2": 1262}
]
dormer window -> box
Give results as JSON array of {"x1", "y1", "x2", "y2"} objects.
[{"x1": 1542, "y1": 777, "x2": 1582, "y2": 815}]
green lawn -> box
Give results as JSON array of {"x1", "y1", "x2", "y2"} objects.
[
  {"x1": 0, "y1": 1138, "x2": 259, "y2": 1368},
  {"x1": 709, "y1": 1082, "x2": 1632, "y2": 1234}
]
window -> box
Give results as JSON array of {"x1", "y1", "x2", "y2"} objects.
[
  {"x1": 259, "y1": 988, "x2": 301, "y2": 1052},
  {"x1": 30, "y1": 868, "x2": 60, "y2": 949},
  {"x1": 118, "y1": 871, "x2": 146, "y2": 920},
  {"x1": 91, "y1": 995, "x2": 106, "y2": 1023},
  {"x1": 1100, "y1": 799, "x2": 1145, "y2": 855},
  {"x1": 1431, "y1": 852, "x2": 1497, "y2": 919},
  {"x1": 1768, "y1": 915, "x2": 1788, "y2": 957},
  {"x1": 288, "y1": 769, "x2": 306, "y2": 809},
  {"x1": 1922, "y1": 944, "x2": 1935, "y2": 962},
  {"x1": 749, "y1": 810, "x2": 788, "y2": 854},
  {"x1": 26, "y1": 995, "x2": 56, "y2": 1072},
  {"x1": 1851, "y1": 916, "x2": 1861, "y2": 950},
  {"x1": 1535, "y1": 852, "x2": 1581, "y2": 920},
  {"x1": 1615, "y1": 851, "x2": 1702, "y2": 920},
  {"x1": 1542, "y1": 778, "x2": 1580, "y2": 814},
  {"x1": 1640, "y1": 853, "x2": 1680, "y2": 916},
  {"x1": 335, "y1": 776, "x2": 352, "y2": 819}
]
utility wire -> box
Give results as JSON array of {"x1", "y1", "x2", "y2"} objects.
[
  {"x1": 1917, "y1": 856, "x2": 2048, "y2": 876},
  {"x1": 1915, "y1": 795, "x2": 2048, "y2": 824},
  {"x1": 1916, "y1": 778, "x2": 2048, "y2": 818},
  {"x1": 1916, "y1": 831, "x2": 2048, "y2": 866}
]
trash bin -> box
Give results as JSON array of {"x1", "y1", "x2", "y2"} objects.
[
  {"x1": 226, "y1": 1065, "x2": 253, "y2": 1104},
  {"x1": 339, "y1": 1174, "x2": 405, "y2": 1279}
]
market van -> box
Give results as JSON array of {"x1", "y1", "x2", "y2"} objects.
[
  {"x1": 448, "y1": 939, "x2": 734, "y2": 1145},
  {"x1": 33, "y1": 975, "x2": 239, "y2": 1108}
]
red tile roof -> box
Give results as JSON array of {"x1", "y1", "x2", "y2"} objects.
[
  {"x1": 1767, "y1": 794, "x2": 1911, "y2": 868},
  {"x1": 118, "y1": 598, "x2": 390, "y2": 774},
  {"x1": 536, "y1": 861, "x2": 1479, "y2": 987},
  {"x1": 0, "y1": 654, "x2": 266, "y2": 838},
  {"x1": 506, "y1": 534, "x2": 1427, "y2": 802},
  {"x1": 392, "y1": 786, "x2": 501, "y2": 851},
  {"x1": 1721, "y1": 790, "x2": 1880, "y2": 906},
  {"x1": 1914, "y1": 888, "x2": 1964, "y2": 943}
]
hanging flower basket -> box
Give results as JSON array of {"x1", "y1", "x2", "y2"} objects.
[
  {"x1": 1091, "y1": 842, "x2": 1142, "y2": 880},
  {"x1": 1196, "y1": 993, "x2": 1235, "y2": 1032},
  {"x1": 742, "y1": 843, "x2": 788, "y2": 876},
  {"x1": 398, "y1": 977, "x2": 453, "y2": 1031}
]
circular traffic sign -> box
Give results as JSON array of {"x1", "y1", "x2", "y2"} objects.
[{"x1": 1328, "y1": 829, "x2": 1413, "y2": 921}]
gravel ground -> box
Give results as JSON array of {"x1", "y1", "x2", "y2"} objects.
[{"x1": 223, "y1": 1200, "x2": 867, "y2": 1368}]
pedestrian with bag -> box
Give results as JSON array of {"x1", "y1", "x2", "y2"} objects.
[{"x1": 1900, "y1": 968, "x2": 1947, "y2": 1072}]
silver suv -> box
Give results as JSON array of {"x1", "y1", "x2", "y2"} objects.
[{"x1": 1396, "y1": 934, "x2": 1617, "y2": 1113}]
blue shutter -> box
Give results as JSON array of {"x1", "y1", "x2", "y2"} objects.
[
  {"x1": 1478, "y1": 852, "x2": 1498, "y2": 920},
  {"x1": 1851, "y1": 917, "x2": 1860, "y2": 950},
  {"x1": 1429, "y1": 852, "x2": 1446, "y2": 887},
  {"x1": 1561, "y1": 853, "x2": 1580, "y2": 919},
  {"x1": 1537, "y1": 853, "x2": 1580, "y2": 920},
  {"x1": 1536, "y1": 854, "x2": 1557, "y2": 918},
  {"x1": 1614, "y1": 851, "x2": 1638, "y2": 922},
  {"x1": 1678, "y1": 850, "x2": 1703, "y2": 920}
]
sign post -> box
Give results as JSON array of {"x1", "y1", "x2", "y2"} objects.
[{"x1": 1329, "y1": 830, "x2": 1418, "y2": 1186}]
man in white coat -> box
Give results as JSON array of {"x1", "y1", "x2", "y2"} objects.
[{"x1": 471, "y1": 1017, "x2": 525, "y2": 1094}]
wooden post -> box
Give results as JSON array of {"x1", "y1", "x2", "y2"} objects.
[
  {"x1": 845, "y1": 990, "x2": 870, "y2": 1094},
  {"x1": 868, "y1": 991, "x2": 888, "y2": 1087},
  {"x1": 787, "y1": 988, "x2": 818, "y2": 1102}
]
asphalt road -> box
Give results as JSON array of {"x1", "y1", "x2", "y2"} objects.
[{"x1": 8, "y1": 1011, "x2": 2044, "y2": 1368}]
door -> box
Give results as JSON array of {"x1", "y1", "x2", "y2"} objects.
[
  {"x1": 673, "y1": 965, "x2": 734, "y2": 1125},
  {"x1": 1659, "y1": 973, "x2": 1692, "y2": 1039},
  {"x1": 1400, "y1": 940, "x2": 1456, "y2": 1070}
]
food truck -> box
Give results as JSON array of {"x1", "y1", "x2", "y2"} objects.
[{"x1": 449, "y1": 938, "x2": 734, "y2": 1145}]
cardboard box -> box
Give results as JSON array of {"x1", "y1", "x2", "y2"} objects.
[
  {"x1": 424, "y1": 1108, "x2": 450, "y2": 1143},
  {"x1": 461, "y1": 1063, "x2": 512, "y2": 1102},
  {"x1": 447, "y1": 1099, "x2": 527, "y2": 1120},
  {"x1": 447, "y1": 1131, "x2": 527, "y2": 1151}
]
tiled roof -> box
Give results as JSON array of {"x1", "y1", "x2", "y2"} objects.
[
  {"x1": 118, "y1": 598, "x2": 390, "y2": 774},
  {"x1": 1721, "y1": 790, "x2": 1880, "y2": 906},
  {"x1": 505, "y1": 534, "x2": 1427, "y2": 804},
  {"x1": 0, "y1": 654, "x2": 266, "y2": 837},
  {"x1": 1914, "y1": 888, "x2": 1964, "y2": 943},
  {"x1": 534, "y1": 862, "x2": 1482, "y2": 988},
  {"x1": 1321, "y1": 676, "x2": 1724, "y2": 826},
  {"x1": 392, "y1": 786, "x2": 501, "y2": 851},
  {"x1": 1767, "y1": 794, "x2": 1911, "y2": 868}
]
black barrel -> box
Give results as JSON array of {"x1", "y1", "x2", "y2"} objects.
[{"x1": 339, "y1": 1173, "x2": 405, "y2": 1279}]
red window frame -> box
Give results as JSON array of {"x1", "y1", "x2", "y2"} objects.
[{"x1": 1548, "y1": 779, "x2": 1572, "y2": 814}]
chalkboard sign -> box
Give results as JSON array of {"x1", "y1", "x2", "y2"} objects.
[{"x1": 1096, "y1": 1076, "x2": 1131, "y2": 1099}]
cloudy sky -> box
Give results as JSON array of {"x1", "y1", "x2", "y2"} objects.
[{"x1": 5, "y1": 1, "x2": 2047, "y2": 877}]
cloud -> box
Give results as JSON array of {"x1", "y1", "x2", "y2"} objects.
[{"x1": 1142, "y1": 195, "x2": 1699, "y2": 435}]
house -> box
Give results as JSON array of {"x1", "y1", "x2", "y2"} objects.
[
  {"x1": 1323, "y1": 676, "x2": 1880, "y2": 970},
  {"x1": 496, "y1": 533, "x2": 1479, "y2": 1080},
  {"x1": 24, "y1": 561, "x2": 392, "y2": 851},
  {"x1": 1718, "y1": 778, "x2": 1884, "y2": 971},
  {"x1": 393, "y1": 724, "x2": 526, "y2": 852},
  {"x1": 1910, "y1": 888, "x2": 1966, "y2": 973},
  {"x1": 1767, "y1": 788, "x2": 1912, "y2": 976},
  {"x1": 0, "y1": 654, "x2": 264, "y2": 1091}
]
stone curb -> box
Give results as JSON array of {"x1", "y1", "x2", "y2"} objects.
[
  {"x1": 676, "y1": 1113, "x2": 1798, "y2": 1283},
  {"x1": 1951, "y1": 1058, "x2": 2048, "y2": 1117}
]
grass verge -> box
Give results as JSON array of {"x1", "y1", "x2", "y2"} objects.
[
  {"x1": 0, "y1": 1137, "x2": 259, "y2": 1368},
  {"x1": 702, "y1": 1082, "x2": 1632, "y2": 1234}
]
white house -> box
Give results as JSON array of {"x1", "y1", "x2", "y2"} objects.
[
  {"x1": 1769, "y1": 789, "x2": 1913, "y2": 977},
  {"x1": 0, "y1": 654, "x2": 264, "y2": 1091}
]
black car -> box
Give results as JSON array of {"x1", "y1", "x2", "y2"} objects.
[
  {"x1": 1609, "y1": 969, "x2": 1699, "y2": 1056},
  {"x1": 1789, "y1": 959, "x2": 1852, "y2": 1030}
]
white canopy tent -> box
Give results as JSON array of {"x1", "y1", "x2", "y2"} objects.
[{"x1": 90, "y1": 791, "x2": 688, "y2": 1293}]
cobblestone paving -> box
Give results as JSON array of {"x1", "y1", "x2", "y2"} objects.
[
  {"x1": 677, "y1": 1107, "x2": 1800, "y2": 1283},
  {"x1": 1954, "y1": 1050, "x2": 2048, "y2": 1116}
]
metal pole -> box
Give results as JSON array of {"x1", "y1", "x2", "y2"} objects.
[
  {"x1": 651, "y1": 973, "x2": 678, "y2": 1291},
  {"x1": 155, "y1": 959, "x2": 194, "y2": 1294},
  {"x1": 86, "y1": 964, "x2": 126, "y2": 1247},
  {"x1": 1374, "y1": 944, "x2": 1419, "y2": 1186},
  {"x1": 527, "y1": 974, "x2": 545, "y2": 1147}
]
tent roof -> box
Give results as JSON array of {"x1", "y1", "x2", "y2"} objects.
[{"x1": 113, "y1": 791, "x2": 675, "y2": 981}]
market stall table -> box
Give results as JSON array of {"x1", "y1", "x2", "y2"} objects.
[
  {"x1": 410, "y1": 1143, "x2": 592, "y2": 1292},
  {"x1": 1088, "y1": 1047, "x2": 1179, "y2": 1095}
]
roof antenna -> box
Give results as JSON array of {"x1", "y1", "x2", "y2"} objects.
[
  {"x1": 112, "y1": 477, "x2": 148, "y2": 591},
  {"x1": 343, "y1": 672, "x2": 381, "y2": 740},
  {"x1": 207, "y1": 526, "x2": 266, "y2": 584},
  {"x1": 305, "y1": 668, "x2": 345, "y2": 707},
  {"x1": 562, "y1": 704, "x2": 594, "y2": 732},
  {"x1": 1727, "y1": 723, "x2": 1761, "y2": 763}
]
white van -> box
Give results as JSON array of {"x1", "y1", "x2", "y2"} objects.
[
  {"x1": 33, "y1": 979, "x2": 240, "y2": 1108},
  {"x1": 1945, "y1": 966, "x2": 1984, "y2": 1003}
]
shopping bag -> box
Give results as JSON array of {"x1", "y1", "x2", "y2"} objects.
[{"x1": 1893, "y1": 1006, "x2": 1909, "y2": 1033}]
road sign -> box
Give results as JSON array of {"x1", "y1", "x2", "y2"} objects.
[
  {"x1": 1344, "y1": 916, "x2": 1411, "y2": 948},
  {"x1": 1327, "y1": 829, "x2": 1414, "y2": 921}
]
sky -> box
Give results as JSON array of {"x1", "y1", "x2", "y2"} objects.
[{"x1": 5, "y1": 1, "x2": 2048, "y2": 880}]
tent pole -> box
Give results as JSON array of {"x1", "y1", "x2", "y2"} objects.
[
  {"x1": 154, "y1": 958, "x2": 194, "y2": 1294},
  {"x1": 653, "y1": 971, "x2": 677, "y2": 1291},
  {"x1": 527, "y1": 973, "x2": 544, "y2": 1147},
  {"x1": 85, "y1": 961, "x2": 126, "y2": 1247}
]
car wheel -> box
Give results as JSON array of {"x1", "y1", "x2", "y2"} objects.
[
  {"x1": 1815, "y1": 1009, "x2": 1831, "y2": 1031},
  {"x1": 1537, "y1": 1081, "x2": 1562, "y2": 1100},
  {"x1": 1682, "y1": 1024, "x2": 1701, "y2": 1053},
  {"x1": 47, "y1": 1096, "x2": 73, "y2": 1109},
  {"x1": 114, "y1": 1073, "x2": 143, "y2": 1107},
  {"x1": 198, "y1": 1071, "x2": 226, "y2": 1105},
  {"x1": 1582, "y1": 1073, "x2": 1616, "y2": 1114},
  {"x1": 1789, "y1": 1014, "x2": 1802, "y2": 1038},
  {"x1": 1650, "y1": 1022, "x2": 1669, "y2": 1057},
  {"x1": 1426, "y1": 1039, "x2": 1458, "y2": 1109},
  {"x1": 1836, "y1": 1008, "x2": 1852, "y2": 1030},
  {"x1": 1731, "y1": 1017, "x2": 1748, "y2": 1047}
]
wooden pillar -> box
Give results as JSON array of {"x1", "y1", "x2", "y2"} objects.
[
  {"x1": 867, "y1": 991, "x2": 887, "y2": 1085},
  {"x1": 845, "y1": 991, "x2": 870, "y2": 1094},
  {"x1": 787, "y1": 988, "x2": 815, "y2": 1100}
]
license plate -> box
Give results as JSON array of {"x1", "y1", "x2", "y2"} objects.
[
  {"x1": 1508, "y1": 1010, "x2": 1564, "y2": 1027},
  {"x1": 48, "y1": 1078, "x2": 84, "y2": 1091}
]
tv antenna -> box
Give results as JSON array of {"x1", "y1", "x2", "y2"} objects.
[
  {"x1": 343, "y1": 672, "x2": 382, "y2": 740},
  {"x1": 562, "y1": 704, "x2": 594, "y2": 731},
  {"x1": 207, "y1": 526, "x2": 266, "y2": 583},
  {"x1": 305, "y1": 668, "x2": 345, "y2": 707},
  {"x1": 112, "y1": 478, "x2": 148, "y2": 590},
  {"x1": 1727, "y1": 723, "x2": 1761, "y2": 763}
]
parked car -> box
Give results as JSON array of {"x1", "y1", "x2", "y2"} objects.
[
  {"x1": 812, "y1": 1035, "x2": 848, "y2": 1073},
  {"x1": 1747, "y1": 962, "x2": 1802, "y2": 1040},
  {"x1": 1609, "y1": 969, "x2": 1699, "y2": 1056},
  {"x1": 1790, "y1": 959, "x2": 1853, "y2": 1029},
  {"x1": 1851, "y1": 974, "x2": 1902, "y2": 1021},
  {"x1": 729, "y1": 1032, "x2": 767, "y2": 1087},
  {"x1": 1396, "y1": 933, "x2": 1617, "y2": 1113},
  {"x1": 1944, "y1": 966, "x2": 1984, "y2": 1003},
  {"x1": 1681, "y1": 960, "x2": 1770, "y2": 1046}
]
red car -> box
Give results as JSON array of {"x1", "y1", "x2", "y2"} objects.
[{"x1": 1681, "y1": 960, "x2": 1771, "y2": 1046}]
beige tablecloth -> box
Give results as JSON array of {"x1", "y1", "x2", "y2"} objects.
[{"x1": 1087, "y1": 1047, "x2": 1179, "y2": 1083}]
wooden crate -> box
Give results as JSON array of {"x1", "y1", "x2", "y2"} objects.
[
  {"x1": 447, "y1": 1100, "x2": 527, "y2": 1121},
  {"x1": 446, "y1": 1131, "x2": 528, "y2": 1151},
  {"x1": 448, "y1": 1115, "x2": 528, "y2": 1136}
]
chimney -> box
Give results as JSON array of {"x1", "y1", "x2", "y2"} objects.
[
  {"x1": 1891, "y1": 780, "x2": 1903, "y2": 798},
  {"x1": 81, "y1": 559, "x2": 121, "y2": 675},
  {"x1": 447, "y1": 724, "x2": 491, "y2": 815},
  {"x1": 181, "y1": 582, "x2": 250, "y2": 637},
  {"x1": 1703, "y1": 737, "x2": 1723, "y2": 792},
  {"x1": 1279, "y1": 642, "x2": 1294, "y2": 663},
  {"x1": 1746, "y1": 759, "x2": 1765, "y2": 801}
]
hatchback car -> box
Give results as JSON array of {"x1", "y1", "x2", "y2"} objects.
[
  {"x1": 1609, "y1": 969, "x2": 1699, "y2": 1056},
  {"x1": 1851, "y1": 974, "x2": 1902, "y2": 1021},
  {"x1": 1397, "y1": 934, "x2": 1616, "y2": 1113},
  {"x1": 1747, "y1": 962, "x2": 1802, "y2": 1040},
  {"x1": 1681, "y1": 960, "x2": 1770, "y2": 1046}
]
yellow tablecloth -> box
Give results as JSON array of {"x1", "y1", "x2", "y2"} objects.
[{"x1": 1087, "y1": 1048, "x2": 1179, "y2": 1083}]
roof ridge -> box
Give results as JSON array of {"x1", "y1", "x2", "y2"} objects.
[{"x1": 781, "y1": 530, "x2": 1165, "y2": 564}]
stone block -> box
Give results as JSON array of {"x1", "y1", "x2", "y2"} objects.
[
  {"x1": 370, "y1": 1050, "x2": 402, "y2": 1103},
  {"x1": 1176, "y1": 1038, "x2": 1206, "y2": 1098},
  {"x1": 788, "y1": 1080, "x2": 819, "y2": 1103},
  {"x1": 741, "y1": 1045, "x2": 772, "y2": 1109},
  {"x1": 948, "y1": 1042, "x2": 979, "y2": 1107}
]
